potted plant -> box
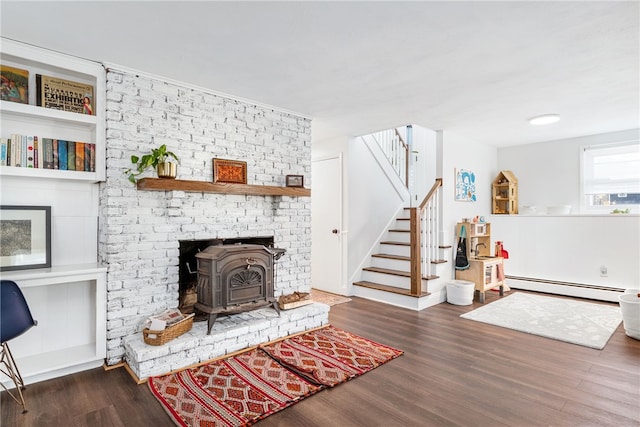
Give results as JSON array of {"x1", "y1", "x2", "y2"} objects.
[{"x1": 125, "y1": 144, "x2": 180, "y2": 183}]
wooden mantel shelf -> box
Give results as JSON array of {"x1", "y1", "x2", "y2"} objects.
[{"x1": 136, "y1": 178, "x2": 311, "y2": 197}]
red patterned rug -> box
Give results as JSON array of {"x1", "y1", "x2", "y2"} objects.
[
  {"x1": 149, "y1": 325, "x2": 403, "y2": 426},
  {"x1": 260, "y1": 325, "x2": 404, "y2": 387}
]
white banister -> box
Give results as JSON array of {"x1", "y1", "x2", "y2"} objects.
[{"x1": 370, "y1": 128, "x2": 409, "y2": 187}]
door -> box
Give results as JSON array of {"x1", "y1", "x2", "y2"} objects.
[{"x1": 311, "y1": 155, "x2": 345, "y2": 294}]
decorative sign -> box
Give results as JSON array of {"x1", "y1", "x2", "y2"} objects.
[
  {"x1": 455, "y1": 168, "x2": 476, "y2": 202},
  {"x1": 213, "y1": 158, "x2": 247, "y2": 184}
]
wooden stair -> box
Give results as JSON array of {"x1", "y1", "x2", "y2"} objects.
[
  {"x1": 353, "y1": 208, "x2": 448, "y2": 305},
  {"x1": 352, "y1": 179, "x2": 446, "y2": 311}
]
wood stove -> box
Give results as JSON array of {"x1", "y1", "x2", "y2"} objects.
[{"x1": 195, "y1": 244, "x2": 284, "y2": 334}]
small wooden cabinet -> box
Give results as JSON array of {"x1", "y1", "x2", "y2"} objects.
[
  {"x1": 455, "y1": 257, "x2": 505, "y2": 303},
  {"x1": 492, "y1": 170, "x2": 518, "y2": 214},
  {"x1": 455, "y1": 221, "x2": 507, "y2": 302},
  {"x1": 455, "y1": 221, "x2": 491, "y2": 259}
]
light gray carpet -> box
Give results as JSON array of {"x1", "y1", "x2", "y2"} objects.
[{"x1": 461, "y1": 292, "x2": 622, "y2": 349}]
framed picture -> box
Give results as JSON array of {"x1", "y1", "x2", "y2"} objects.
[
  {"x1": 286, "y1": 175, "x2": 304, "y2": 188},
  {"x1": 0, "y1": 206, "x2": 51, "y2": 271},
  {"x1": 213, "y1": 158, "x2": 247, "y2": 184},
  {"x1": 454, "y1": 168, "x2": 477, "y2": 202}
]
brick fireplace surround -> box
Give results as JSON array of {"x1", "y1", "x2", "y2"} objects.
[{"x1": 99, "y1": 68, "x2": 326, "y2": 377}]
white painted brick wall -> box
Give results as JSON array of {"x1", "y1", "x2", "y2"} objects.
[{"x1": 100, "y1": 69, "x2": 312, "y2": 365}]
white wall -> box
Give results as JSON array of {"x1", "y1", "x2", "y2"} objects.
[
  {"x1": 410, "y1": 125, "x2": 438, "y2": 203},
  {"x1": 493, "y1": 128, "x2": 640, "y2": 292},
  {"x1": 497, "y1": 128, "x2": 639, "y2": 214},
  {"x1": 0, "y1": 178, "x2": 98, "y2": 266},
  {"x1": 347, "y1": 136, "x2": 409, "y2": 284},
  {"x1": 442, "y1": 130, "x2": 497, "y2": 243}
]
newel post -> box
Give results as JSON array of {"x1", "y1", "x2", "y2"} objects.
[{"x1": 409, "y1": 207, "x2": 421, "y2": 296}]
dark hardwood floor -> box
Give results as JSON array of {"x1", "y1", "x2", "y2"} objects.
[{"x1": 2, "y1": 290, "x2": 639, "y2": 426}]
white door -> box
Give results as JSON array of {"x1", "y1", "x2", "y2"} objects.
[{"x1": 311, "y1": 155, "x2": 345, "y2": 294}]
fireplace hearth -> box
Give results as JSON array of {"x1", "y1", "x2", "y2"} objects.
[{"x1": 195, "y1": 243, "x2": 285, "y2": 333}]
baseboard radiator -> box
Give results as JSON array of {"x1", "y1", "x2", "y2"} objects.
[{"x1": 506, "y1": 275, "x2": 625, "y2": 303}]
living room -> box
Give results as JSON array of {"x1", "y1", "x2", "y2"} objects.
[{"x1": 1, "y1": 2, "x2": 638, "y2": 426}]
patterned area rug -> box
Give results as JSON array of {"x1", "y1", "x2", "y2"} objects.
[
  {"x1": 149, "y1": 326, "x2": 402, "y2": 426},
  {"x1": 461, "y1": 292, "x2": 622, "y2": 349},
  {"x1": 260, "y1": 325, "x2": 403, "y2": 387}
]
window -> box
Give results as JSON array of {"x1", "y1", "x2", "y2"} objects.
[{"x1": 582, "y1": 141, "x2": 640, "y2": 212}]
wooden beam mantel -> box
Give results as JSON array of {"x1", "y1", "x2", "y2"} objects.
[{"x1": 136, "y1": 178, "x2": 311, "y2": 197}]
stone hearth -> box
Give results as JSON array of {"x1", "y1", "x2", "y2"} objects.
[{"x1": 124, "y1": 303, "x2": 329, "y2": 380}]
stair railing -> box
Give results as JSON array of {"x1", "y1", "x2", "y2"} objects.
[
  {"x1": 409, "y1": 178, "x2": 443, "y2": 295},
  {"x1": 370, "y1": 128, "x2": 409, "y2": 187}
]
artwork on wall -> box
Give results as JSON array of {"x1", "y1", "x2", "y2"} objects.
[
  {"x1": 455, "y1": 168, "x2": 477, "y2": 202},
  {"x1": 0, "y1": 205, "x2": 51, "y2": 271},
  {"x1": 213, "y1": 158, "x2": 247, "y2": 184},
  {"x1": 285, "y1": 175, "x2": 304, "y2": 188}
]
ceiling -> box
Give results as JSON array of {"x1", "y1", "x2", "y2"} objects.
[{"x1": 1, "y1": 1, "x2": 638, "y2": 147}]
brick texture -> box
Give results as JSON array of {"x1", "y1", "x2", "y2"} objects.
[{"x1": 100, "y1": 69, "x2": 312, "y2": 365}]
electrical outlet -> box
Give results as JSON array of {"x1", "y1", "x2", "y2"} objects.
[{"x1": 600, "y1": 265, "x2": 608, "y2": 277}]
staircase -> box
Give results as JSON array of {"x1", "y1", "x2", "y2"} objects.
[{"x1": 353, "y1": 179, "x2": 449, "y2": 310}]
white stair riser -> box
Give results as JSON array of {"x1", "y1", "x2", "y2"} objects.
[
  {"x1": 379, "y1": 244, "x2": 410, "y2": 257},
  {"x1": 394, "y1": 220, "x2": 411, "y2": 231},
  {"x1": 361, "y1": 271, "x2": 411, "y2": 289},
  {"x1": 386, "y1": 231, "x2": 410, "y2": 243},
  {"x1": 371, "y1": 257, "x2": 410, "y2": 271}
]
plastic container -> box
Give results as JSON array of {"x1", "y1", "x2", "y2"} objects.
[
  {"x1": 446, "y1": 280, "x2": 475, "y2": 305},
  {"x1": 619, "y1": 290, "x2": 640, "y2": 340}
]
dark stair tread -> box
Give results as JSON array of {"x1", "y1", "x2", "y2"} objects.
[
  {"x1": 372, "y1": 254, "x2": 410, "y2": 261},
  {"x1": 380, "y1": 240, "x2": 410, "y2": 246},
  {"x1": 353, "y1": 281, "x2": 430, "y2": 298},
  {"x1": 363, "y1": 266, "x2": 438, "y2": 281},
  {"x1": 388, "y1": 229, "x2": 409, "y2": 233}
]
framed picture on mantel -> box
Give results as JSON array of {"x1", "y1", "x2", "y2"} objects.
[
  {"x1": 0, "y1": 205, "x2": 51, "y2": 271},
  {"x1": 286, "y1": 175, "x2": 304, "y2": 188},
  {"x1": 213, "y1": 158, "x2": 247, "y2": 184}
]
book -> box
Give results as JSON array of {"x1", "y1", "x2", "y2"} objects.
[
  {"x1": 75, "y1": 142, "x2": 85, "y2": 171},
  {"x1": 11, "y1": 134, "x2": 22, "y2": 167},
  {"x1": 36, "y1": 74, "x2": 94, "y2": 115},
  {"x1": 0, "y1": 138, "x2": 7, "y2": 166},
  {"x1": 89, "y1": 143, "x2": 96, "y2": 172},
  {"x1": 0, "y1": 65, "x2": 29, "y2": 104},
  {"x1": 26, "y1": 135, "x2": 35, "y2": 168},
  {"x1": 58, "y1": 140, "x2": 68, "y2": 170},
  {"x1": 67, "y1": 140, "x2": 76, "y2": 170},
  {"x1": 42, "y1": 138, "x2": 54, "y2": 169},
  {"x1": 84, "y1": 142, "x2": 91, "y2": 172},
  {"x1": 36, "y1": 136, "x2": 43, "y2": 168},
  {"x1": 53, "y1": 139, "x2": 59, "y2": 169},
  {"x1": 19, "y1": 135, "x2": 26, "y2": 167},
  {"x1": 8, "y1": 137, "x2": 16, "y2": 167}
]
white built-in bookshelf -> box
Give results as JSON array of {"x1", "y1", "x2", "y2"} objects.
[{"x1": 0, "y1": 38, "x2": 107, "y2": 386}]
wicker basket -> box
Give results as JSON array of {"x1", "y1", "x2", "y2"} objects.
[{"x1": 143, "y1": 313, "x2": 195, "y2": 346}]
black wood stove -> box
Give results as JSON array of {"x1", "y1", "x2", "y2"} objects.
[{"x1": 195, "y1": 244, "x2": 284, "y2": 334}]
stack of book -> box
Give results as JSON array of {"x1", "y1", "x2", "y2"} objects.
[{"x1": 0, "y1": 134, "x2": 96, "y2": 172}]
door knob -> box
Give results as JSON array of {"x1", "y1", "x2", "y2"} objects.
[{"x1": 332, "y1": 229, "x2": 339, "y2": 234}]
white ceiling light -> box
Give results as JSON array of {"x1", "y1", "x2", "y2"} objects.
[{"x1": 529, "y1": 114, "x2": 560, "y2": 125}]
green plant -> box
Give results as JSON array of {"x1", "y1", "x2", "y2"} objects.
[
  {"x1": 611, "y1": 208, "x2": 630, "y2": 214},
  {"x1": 125, "y1": 144, "x2": 179, "y2": 183}
]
